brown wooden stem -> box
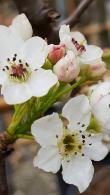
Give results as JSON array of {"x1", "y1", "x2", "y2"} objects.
[
  {"x1": 0, "y1": 158, "x2": 9, "y2": 195},
  {"x1": 59, "y1": 0, "x2": 95, "y2": 27},
  {"x1": 0, "y1": 132, "x2": 14, "y2": 195}
]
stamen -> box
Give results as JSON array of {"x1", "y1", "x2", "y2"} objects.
[
  {"x1": 5, "y1": 66, "x2": 9, "y2": 70},
  {"x1": 82, "y1": 135, "x2": 85, "y2": 139},
  {"x1": 13, "y1": 57, "x2": 16, "y2": 62},
  {"x1": 7, "y1": 58, "x2": 10, "y2": 62},
  {"x1": 26, "y1": 63, "x2": 29, "y2": 67},
  {"x1": 19, "y1": 60, "x2": 22, "y2": 63},
  {"x1": 82, "y1": 140, "x2": 85, "y2": 143},
  {"x1": 71, "y1": 38, "x2": 86, "y2": 54}
]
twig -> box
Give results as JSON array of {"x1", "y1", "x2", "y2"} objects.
[
  {"x1": 0, "y1": 159, "x2": 9, "y2": 195},
  {"x1": 59, "y1": 0, "x2": 95, "y2": 27}
]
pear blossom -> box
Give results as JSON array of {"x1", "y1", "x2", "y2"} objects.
[
  {"x1": 53, "y1": 51, "x2": 80, "y2": 82},
  {"x1": 0, "y1": 27, "x2": 58, "y2": 104},
  {"x1": 48, "y1": 44, "x2": 66, "y2": 64},
  {"x1": 31, "y1": 95, "x2": 108, "y2": 193},
  {"x1": 89, "y1": 82, "x2": 110, "y2": 132},
  {"x1": 59, "y1": 25, "x2": 105, "y2": 75},
  {"x1": 9, "y1": 14, "x2": 33, "y2": 41}
]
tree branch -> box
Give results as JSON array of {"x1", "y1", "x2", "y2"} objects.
[
  {"x1": 0, "y1": 159, "x2": 9, "y2": 195},
  {"x1": 59, "y1": 0, "x2": 95, "y2": 28}
]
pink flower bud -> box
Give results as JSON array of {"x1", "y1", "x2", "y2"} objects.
[
  {"x1": 53, "y1": 51, "x2": 80, "y2": 82},
  {"x1": 48, "y1": 44, "x2": 66, "y2": 64}
]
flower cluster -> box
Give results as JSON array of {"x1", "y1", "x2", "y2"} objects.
[{"x1": 0, "y1": 14, "x2": 110, "y2": 193}]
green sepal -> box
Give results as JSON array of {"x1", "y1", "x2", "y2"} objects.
[{"x1": 87, "y1": 116, "x2": 102, "y2": 134}]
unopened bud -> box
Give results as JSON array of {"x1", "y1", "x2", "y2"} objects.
[
  {"x1": 48, "y1": 44, "x2": 66, "y2": 64},
  {"x1": 53, "y1": 51, "x2": 80, "y2": 83}
]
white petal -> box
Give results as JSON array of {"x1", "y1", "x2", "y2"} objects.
[
  {"x1": 80, "y1": 45, "x2": 103, "y2": 64},
  {"x1": 59, "y1": 25, "x2": 75, "y2": 51},
  {"x1": 34, "y1": 146, "x2": 61, "y2": 173},
  {"x1": 0, "y1": 69, "x2": 7, "y2": 84},
  {"x1": 62, "y1": 156, "x2": 94, "y2": 193},
  {"x1": 20, "y1": 36, "x2": 48, "y2": 69},
  {"x1": 71, "y1": 31, "x2": 87, "y2": 45},
  {"x1": 9, "y1": 14, "x2": 33, "y2": 41},
  {"x1": 83, "y1": 136, "x2": 108, "y2": 161},
  {"x1": 31, "y1": 113, "x2": 63, "y2": 146},
  {"x1": 28, "y1": 69, "x2": 58, "y2": 97},
  {"x1": 2, "y1": 81, "x2": 32, "y2": 105},
  {"x1": 90, "y1": 82, "x2": 110, "y2": 106},
  {"x1": 0, "y1": 25, "x2": 24, "y2": 62},
  {"x1": 59, "y1": 25, "x2": 70, "y2": 38},
  {"x1": 92, "y1": 95, "x2": 110, "y2": 130},
  {"x1": 62, "y1": 95, "x2": 91, "y2": 132}
]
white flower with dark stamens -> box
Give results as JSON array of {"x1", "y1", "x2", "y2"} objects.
[
  {"x1": 9, "y1": 13, "x2": 33, "y2": 41},
  {"x1": 89, "y1": 82, "x2": 110, "y2": 132},
  {"x1": 59, "y1": 25, "x2": 103, "y2": 66},
  {"x1": 0, "y1": 33, "x2": 58, "y2": 104},
  {"x1": 31, "y1": 95, "x2": 108, "y2": 193}
]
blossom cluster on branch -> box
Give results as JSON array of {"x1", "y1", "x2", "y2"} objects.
[{"x1": 0, "y1": 13, "x2": 110, "y2": 193}]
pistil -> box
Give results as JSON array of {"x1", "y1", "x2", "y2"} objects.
[{"x1": 3, "y1": 54, "x2": 31, "y2": 83}]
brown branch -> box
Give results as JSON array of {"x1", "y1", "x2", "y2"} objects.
[
  {"x1": 0, "y1": 159, "x2": 9, "y2": 195},
  {"x1": 0, "y1": 131, "x2": 14, "y2": 195},
  {"x1": 59, "y1": 0, "x2": 96, "y2": 27}
]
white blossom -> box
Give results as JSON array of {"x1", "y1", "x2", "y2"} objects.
[
  {"x1": 59, "y1": 25, "x2": 105, "y2": 73},
  {"x1": 31, "y1": 95, "x2": 108, "y2": 193},
  {"x1": 0, "y1": 26, "x2": 58, "y2": 104}
]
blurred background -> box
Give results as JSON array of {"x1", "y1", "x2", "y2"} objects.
[{"x1": 0, "y1": 0, "x2": 110, "y2": 195}]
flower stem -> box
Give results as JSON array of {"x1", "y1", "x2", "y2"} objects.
[
  {"x1": 15, "y1": 134, "x2": 34, "y2": 140},
  {"x1": 7, "y1": 103, "x2": 28, "y2": 135},
  {"x1": 42, "y1": 76, "x2": 86, "y2": 114}
]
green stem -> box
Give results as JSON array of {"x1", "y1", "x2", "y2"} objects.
[
  {"x1": 7, "y1": 103, "x2": 28, "y2": 135},
  {"x1": 15, "y1": 134, "x2": 34, "y2": 140},
  {"x1": 42, "y1": 77, "x2": 86, "y2": 114}
]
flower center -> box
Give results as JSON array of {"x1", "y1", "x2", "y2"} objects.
[
  {"x1": 57, "y1": 129, "x2": 92, "y2": 160},
  {"x1": 72, "y1": 38, "x2": 86, "y2": 55},
  {"x1": 3, "y1": 54, "x2": 31, "y2": 83},
  {"x1": 58, "y1": 129, "x2": 83, "y2": 159}
]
